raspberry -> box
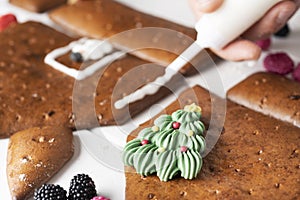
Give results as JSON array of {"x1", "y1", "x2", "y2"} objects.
[
  {"x1": 91, "y1": 196, "x2": 110, "y2": 200},
  {"x1": 292, "y1": 63, "x2": 300, "y2": 83},
  {"x1": 0, "y1": 14, "x2": 17, "y2": 32},
  {"x1": 68, "y1": 174, "x2": 97, "y2": 200},
  {"x1": 255, "y1": 38, "x2": 271, "y2": 51},
  {"x1": 34, "y1": 184, "x2": 67, "y2": 200},
  {"x1": 274, "y1": 24, "x2": 290, "y2": 38},
  {"x1": 263, "y1": 52, "x2": 294, "y2": 75}
]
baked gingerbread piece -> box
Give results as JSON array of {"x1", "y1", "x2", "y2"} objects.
[
  {"x1": 10, "y1": 0, "x2": 67, "y2": 13},
  {"x1": 49, "y1": 0, "x2": 207, "y2": 75},
  {"x1": 227, "y1": 72, "x2": 300, "y2": 128},
  {"x1": 7, "y1": 126, "x2": 74, "y2": 200},
  {"x1": 125, "y1": 86, "x2": 300, "y2": 199},
  {"x1": 0, "y1": 21, "x2": 74, "y2": 138},
  {"x1": 0, "y1": 22, "x2": 176, "y2": 138}
]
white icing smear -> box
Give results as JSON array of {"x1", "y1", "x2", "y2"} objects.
[
  {"x1": 114, "y1": 42, "x2": 202, "y2": 109},
  {"x1": 44, "y1": 38, "x2": 126, "y2": 80},
  {"x1": 72, "y1": 39, "x2": 114, "y2": 61}
]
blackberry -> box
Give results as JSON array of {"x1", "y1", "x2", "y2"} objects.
[
  {"x1": 34, "y1": 184, "x2": 67, "y2": 200},
  {"x1": 274, "y1": 24, "x2": 290, "y2": 37},
  {"x1": 68, "y1": 174, "x2": 97, "y2": 200}
]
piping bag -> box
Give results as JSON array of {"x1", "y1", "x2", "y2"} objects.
[{"x1": 115, "y1": 0, "x2": 282, "y2": 109}]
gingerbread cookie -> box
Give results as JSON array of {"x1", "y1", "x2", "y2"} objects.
[
  {"x1": 7, "y1": 126, "x2": 73, "y2": 200},
  {"x1": 124, "y1": 85, "x2": 300, "y2": 199},
  {"x1": 10, "y1": 0, "x2": 67, "y2": 13},
  {"x1": 49, "y1": 0, "x2": 206, "y2": 75},
  {"x1": 0, "y1": 22, "x2": 175, "y2": 137},
  {"x1": 0, "y1": 21, "x2": 74, "y2": 138},
  {"x1": 227, "y1": 72, "x2": 300, "y2": 127}
]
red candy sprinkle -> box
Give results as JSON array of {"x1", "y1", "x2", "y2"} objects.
[
  {"x1": 0, "y1": 14, "x2": 17, "y2": 32},
  {"x1": 255, "y1": 38, "x2": 271, "y2": 51},
  {"x1": 263, "y1": 52, "x2": 294, "y2": 75},
  {"x1": 91, "y1": 196, "x2": 110, "y2": 200},
  {"x1": 180, "y1": 146, "x2": 188, "y2": 153},
  {"x1": 172, "y1": 122, "x2": 181, "y2": 129},
  {"x1": 292, "y1": 63, "x2": 300, "y2": 83},
  {"x1": 141, "y1": 139, "x2": 149, "y2": 145}
]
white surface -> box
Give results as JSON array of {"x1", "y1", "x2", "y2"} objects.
[{"x1": 0, "y1": 1, "x2": 299, "y2": 200}]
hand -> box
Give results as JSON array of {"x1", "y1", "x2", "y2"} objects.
[{"x1": 189, "y1": 0, "x2": 299, "y2": 61}]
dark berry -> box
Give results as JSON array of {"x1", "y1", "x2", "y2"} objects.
[
  {"x1": 263, "y1": 52, "x2": 294, "y2": 75},
  {"x1": 68, "y1": 174, "x2": 97, "y2": 200},
  {"x1": 0, "y1": 14, "x2": 17, "y2": 31},
  {"x1": 255, "y1": 38, "x2": 271, "y2": 51},
  {"x1": 34, "y1": 184, "x2": 67, "y2": 200},
  {"x1": 274, "y1": 24, "x2": 290, "y2": 37},
  {"x1": 292, "y1": 63, "x2": 300, "y2": 83},
  {"x1": 70, "y1": 52, "x2": 83, "y2": 62}
]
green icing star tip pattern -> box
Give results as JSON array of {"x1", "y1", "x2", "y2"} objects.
[{"x1": 122, "y1": 104, "x2": 206, "y2": 181}]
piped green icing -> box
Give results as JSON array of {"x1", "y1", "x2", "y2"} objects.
[
  {"x1": 178, "y1": 150, "x2": 202, "y2": 179},
  {"x1": 133, "y1": 144, "x2": 158, "y2": 176},
  {"x1": 122, "y1": 103, "x2": 206, "y2": 181},
  {"x1": 156, "y1": 150, "x2": 180, "y2": 181}
]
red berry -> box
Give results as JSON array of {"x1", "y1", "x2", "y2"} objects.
[
  {"x1": 255, "y1": 38, "x2": 271, "y2": 51},
  {"x1": 292, "y1": 63, "x2": 300, "y2": 83},
  {"x1": 141, "y1": 139, "x2": 149, "y2": 145},
  {"x1": 0, "y1": 14, "x2": 17, "y2": 32},
  {"x1": 92, "y1": 196, "x2": 110, "y2": 200},
  {"x1": 180, "y1": 146, "x2": 188, "y2": 153},
  {"x1": 172, "y1": 122, "x2": 181, "y2": 129},
  {"x1": 263, "y1": 52, "x2": 294, "y2": 75}
]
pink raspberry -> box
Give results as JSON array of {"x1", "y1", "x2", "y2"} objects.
[
  {"x1": 263, "y1": 52, "x2": 294, "y2": 75},
  {"x1": 255, "y1": 38, "x2": 271, "y2": 51},
  {"x1": 0, "y1": 14, "x2": 17, "y2": 32},
  {"x1": 292, "y1": 63, "x2": 300, "y2": 83},
  {"x1": 91, "y1": 196, "x2": 110, "y2": 200}
]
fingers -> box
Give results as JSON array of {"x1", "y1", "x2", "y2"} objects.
[
  {"x1": 211, "y1": 39, "x2": 262, "y2": 61},
  {"x1": 242, "y1": 1, "x2": 297, "y2": 40},
  {"x1": 188, "y1": 0, "x2": 298, "y2": 61}
]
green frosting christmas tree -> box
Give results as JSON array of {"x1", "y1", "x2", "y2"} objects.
[{"x1": 122, "y1": 103, "x2": 206, "y2": 181}]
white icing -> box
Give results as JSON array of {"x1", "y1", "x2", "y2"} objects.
[
  {"x1": 44, "y1": 38, "x2": 126, "y2": 80},
  {"x1": 72, "y1": 39, "x2": 114, "y2": 61},
  {"x1": 114, "y1": 42, "x2": 202, "y2": 109}
]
